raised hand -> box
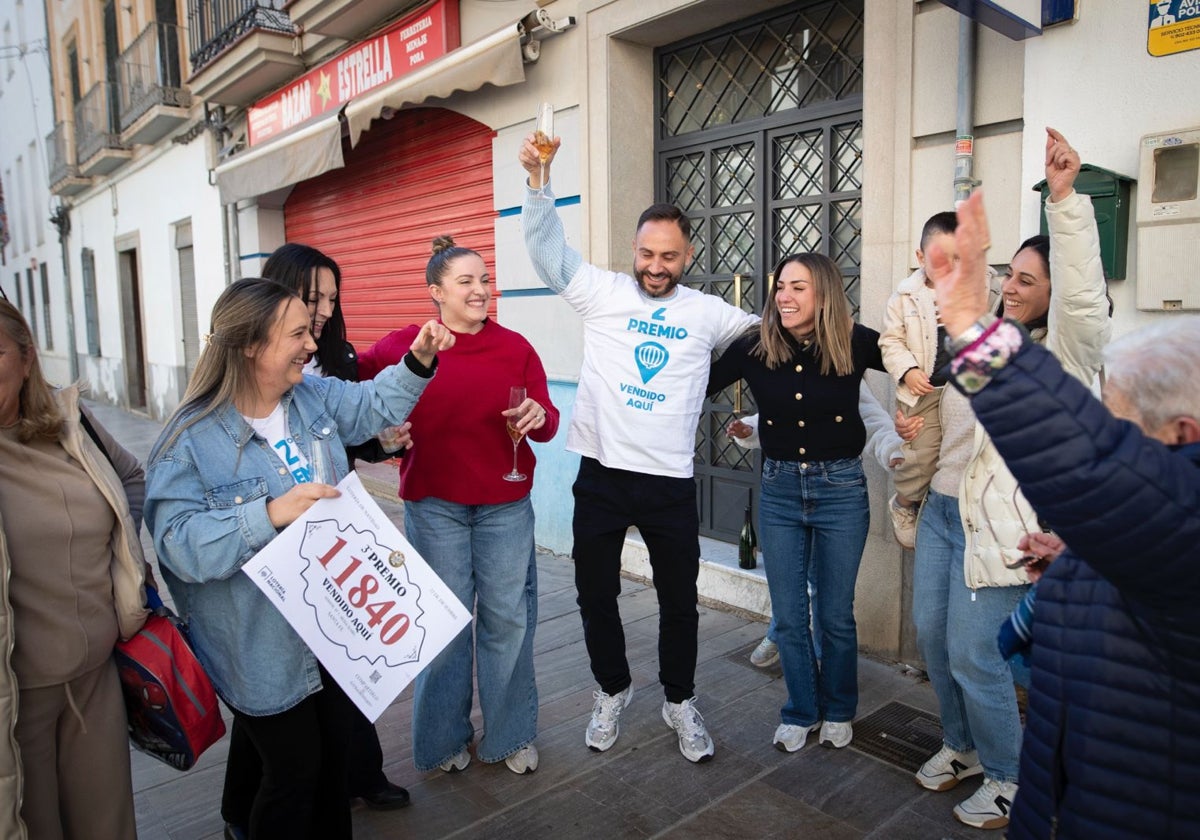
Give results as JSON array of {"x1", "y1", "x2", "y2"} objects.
[
  {"x1": 927, "y1": 190, "x2": 992, "y2": 339},
  {"x1": 1044, "y1": 127, "x2": 1081, "y2": 203},
  {"x1": 519, "y1": 132, "x2": 560, "y2": 189},
  {"x1": 409, "y1": 320, "x2": 456, "y2": 367}
]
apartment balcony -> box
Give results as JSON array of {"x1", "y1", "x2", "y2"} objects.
[
  {"x1": 74, "y1": 83, "x2": 133, "y2": 177},
  {"x1": 284, "y1": 0, "x2": 423, "y2": 40},
  {"x1": 186, "y1": 0, "x2": 302, "y2": 107},
  {"x1": 47, "y1": 122, "x2": 92, "y2": 196},
  {"x1": 118, "y1": 21, "x2": 193, "y2": 146}
]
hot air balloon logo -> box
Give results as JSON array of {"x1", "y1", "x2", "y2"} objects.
[{"x1": 634, "y1": 342, "x2": 669, "y2": 383}]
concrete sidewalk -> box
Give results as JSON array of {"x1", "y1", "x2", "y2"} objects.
[{"x1": 87, "y1": 401, "x2": 982, "y2": 840}]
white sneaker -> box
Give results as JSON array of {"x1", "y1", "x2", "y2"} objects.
[
  {"x1": 438, "y1": 747, "x2": 470, "y2": 773},
  {"x1": 953, "y1": 777, "x2": 1018, "y2": 829},
  {"x1": 819, "y1": 720, "x2": 853, "y2": 748},
  {"x1": 915, "y1": 743, "x2": 983, "y2": 792},
  {"x1": 662, "y1": 698, "x2": 715, "y2": 763},
  {"x1": 504, "y1": 744, "x2": 539, "y2": 775},
  {"x1": 749, "y1": 637, "x2": 780, "y2": 668},
  {"x1": 889, "y1": 493, "x2": 918, "y2": 549},
  {"x1": 585, "y1": 685, "x2": 633, "y2": 752},
  {"x1": 773, "y1": 722, "x2": 819, "y2": 753}
]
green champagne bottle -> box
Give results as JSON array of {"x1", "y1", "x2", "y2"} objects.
[{"x1": 738, "y1": 488, "x2": 757, "y2": 570}]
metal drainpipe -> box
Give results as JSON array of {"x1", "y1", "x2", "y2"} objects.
[
  {"x1": 50, "y1": 204, "x2": 79, "y2": 382},
  {"x1": 229, "y1": 201, "x2": 241, "y2": 283},
  {"x1": 953, "y1": 15, "x2": 977, "y2": 206}
]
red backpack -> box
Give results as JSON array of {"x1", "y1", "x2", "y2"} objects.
[{"x1": 114, "y1": 611, "x2": 227, "y2": 770}]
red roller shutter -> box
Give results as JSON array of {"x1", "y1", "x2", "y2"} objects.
[{"x1": 285, "y1": 107, "x2": 498, "y2": 348}]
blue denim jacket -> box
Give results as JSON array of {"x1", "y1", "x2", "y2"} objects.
[{"x1": 145, "y1": 362, "x2": 430, "y2": 715}]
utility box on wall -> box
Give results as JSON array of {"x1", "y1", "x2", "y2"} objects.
[
  {"x1": 1136, "y1": 127, "x2": 1200, "y2": 311},
  {"x1": 1034, "y1": 164, "x2": 1134, "y2": 281}
]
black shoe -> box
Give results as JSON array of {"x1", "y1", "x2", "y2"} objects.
[
  {"x1": 355, "y1": 781, "x2": 412, "y2": 810},
  {"x1": 224, "y1": 823, "x2": 248, "y2": 840}
]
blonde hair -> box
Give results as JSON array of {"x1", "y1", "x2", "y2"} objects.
[
  {"x1": 152, "y1": 278, "x2": 299, "y2": 460},
  {"x1": 754, "y1": 253, "x2": 854, "y2": 375},
  {"x1": 0, "y1": 298, "x2": 65, "y2": 442}
]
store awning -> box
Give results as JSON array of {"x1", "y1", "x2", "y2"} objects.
[
  {"x1": 214, "y1": 113, "x2": 344, "y2": 205},
  {"x1": 345, "y1": 22, "x2": 526, "y2": 147}
]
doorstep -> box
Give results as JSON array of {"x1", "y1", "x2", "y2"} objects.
[{"x1": 621, "y1": 530, "x2": 772, "y2": 622}]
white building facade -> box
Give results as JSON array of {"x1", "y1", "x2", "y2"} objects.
[
  {"x1": 1, "y1": 0, "x2": 68, "y2": 384},
  {"x1": 12, "y1": 0, "x2": 1200, "y2": 659}
]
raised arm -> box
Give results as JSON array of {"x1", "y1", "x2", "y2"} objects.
[
  {"x1": 1042, "y1": 127, "x2": 1111, "y2": 381},
  {"x1": 519, "y1": 133, "x2": 581, "y2": 293}
]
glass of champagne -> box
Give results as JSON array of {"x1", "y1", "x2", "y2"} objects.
[
  {"x1": 310, "y1": 437, "x2": 338, "y2": 485},
  {"x1": 533, "y1": 102, "x2": 554, "y2": 195},
  {"x1": 503, "y1": 386, "x2": 528, "y2": 482}
]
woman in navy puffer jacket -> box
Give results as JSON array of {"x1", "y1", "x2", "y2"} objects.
[{"x1": 929, "y1": 190, "x2": 1200, "y2": 840}]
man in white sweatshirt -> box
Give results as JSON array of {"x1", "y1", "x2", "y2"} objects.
[{"x1": 518, "y1": 134, "x2": 757, "y2": 763}]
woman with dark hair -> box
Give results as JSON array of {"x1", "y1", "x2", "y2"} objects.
[
  {"x1": 903, "y1": 128, "x2": 1111, "y2": 830},
  {"x1": 707, "y1": 252, "x2": 885, "y2": 754},
  {"x1": 0, "y1": 299, "x2": 150, "y2": 839},
  {"x1": 145, "y1": 278, "x2": 451, "y2": 840},
  {"x1": 358, "y1": 235, "x2": 558, "y2": 776},
  {"x1": 217, "y1": 246, "x2": 412, "y2": 840}
]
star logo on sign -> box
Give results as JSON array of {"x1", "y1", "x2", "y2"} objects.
[{"x1": 316, "y1": 70, "x2": 332, "y2": 109}]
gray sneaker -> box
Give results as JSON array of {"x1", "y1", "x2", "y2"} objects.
[
  {"x1": 749, "y1": 636, "x2": 780, "y2": 668},
  {"x1": 438, "y1": 747, "x2": 470, "y2": 773},
  {"x1": 662, "y1": 697, "x2": 715, "y2": 763},
  {"x1": 585, "y1": 685, "x2": 633, "y2": 752}
]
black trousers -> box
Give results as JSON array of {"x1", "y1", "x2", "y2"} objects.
[
  {"x1": 223, "y1": 669, "x2": 356, "y2": 840},
  {"x1": 571, "y1": 457, "x2": 700, "y2": 704}
]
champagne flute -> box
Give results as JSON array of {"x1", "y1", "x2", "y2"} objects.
[
  {"x1": 310, "y1": 437, "x2": 338, "y2": 485},
  {"x1": 533, "y1": 102, "x2": 554, "y2": 195},
  {"x1": 503, "y1": 386, "x2": 528, "y2": 482}
]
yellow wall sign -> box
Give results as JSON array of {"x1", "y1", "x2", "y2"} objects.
[{"x1": 1149, "y1": 0, "x2": 1200, "y2": 56}]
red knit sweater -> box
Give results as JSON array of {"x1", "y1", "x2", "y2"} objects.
[{"x1": 358, "y1": 319, "x2": 560, "y2": 504}]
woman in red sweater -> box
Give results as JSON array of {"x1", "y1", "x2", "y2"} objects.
[{"x1": 358, "y1": 236, "x2": 559, "y2": 775}]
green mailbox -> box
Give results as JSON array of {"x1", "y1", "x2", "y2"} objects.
[{"x1": 1034, "y1": 163, "x2": 1135, "y2": 280}]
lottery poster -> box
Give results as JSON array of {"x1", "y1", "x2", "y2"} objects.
[{"x1": 242, "y1": 471, "x2": 470, "y2": 721}]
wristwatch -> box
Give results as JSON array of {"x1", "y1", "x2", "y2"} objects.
[{"x1": 945, "y1": 314, "x2": 999, "y2": 356}]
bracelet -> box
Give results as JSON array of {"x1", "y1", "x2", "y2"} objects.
[
  {"x1": 944, "y1": 314, "x2": 999, "y2": 356},
  {"x1": 950, "y1": 319, "x2": 1026, "y2": 394}
]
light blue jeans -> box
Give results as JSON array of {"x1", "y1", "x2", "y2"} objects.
[
  {"x1": 759, "y1": 457, "x2": 869, "y2": 726},
  {"x1": 405, "y1": 496, "x2": 538, "y2": 770},
  {"x1": 912, "y1": 491, "x2": 1026, "y2": 782}
]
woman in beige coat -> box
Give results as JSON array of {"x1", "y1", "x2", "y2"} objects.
[{"x1": 0, "y1": 298, "x2": 149, "y2": 839}]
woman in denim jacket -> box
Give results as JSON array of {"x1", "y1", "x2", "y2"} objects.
[{"x1": 145, "y1": 278, "x2": 452, "y2": 840}]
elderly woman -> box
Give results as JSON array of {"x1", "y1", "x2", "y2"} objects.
[
  {"x1": 904, "y1": 128, "x2": 1111, "y2": 830},
  {"x1": 0, "y1": 299, "x2": 149, "y2": 839},
  {"x1": 145, "y1": 278, "x2": 452, "y2": 840}
]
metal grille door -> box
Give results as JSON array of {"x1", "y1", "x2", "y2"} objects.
[{"x1": 656, "y1": 0, "x2": 864, "y2": 541}]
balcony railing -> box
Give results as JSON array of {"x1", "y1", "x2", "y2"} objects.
[
  {"x1": 118, "y1": 21, "x2": 192, "y2": 130},
  {"x1": 74, "y1": 81, "x2": 127, "y2": 164},
  {"x1": 187, "y1": 0, "x2": 293, "y2": 74},
  {"x1": 47, "y1": 122, "x2": 79, "y2": 185}
]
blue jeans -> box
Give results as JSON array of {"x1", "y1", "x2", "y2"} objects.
[
  {"x1": 912, "y1": 491, "x2": 1026, "y2": 782},
  {"x1": 406, "y1": 496, "x2": 538, "y2": 770},
  {"x1": 759, "y1": 457, "x2": 869, "y2": 726},
  {"x1": 764, "y1": 578, "x2": 821, "y2": 661}
]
